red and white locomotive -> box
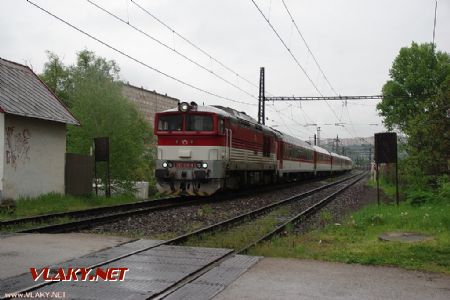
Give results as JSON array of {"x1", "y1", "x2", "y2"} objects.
[{"x1": 154, "y1": 102, "x2": 352, "y2": 195}]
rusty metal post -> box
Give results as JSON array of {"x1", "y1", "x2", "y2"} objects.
[
  {"x1": 376, "y1": 163, "x2": 380, "y2": 206},
  {"x1": 395, "y1": 161, "x2": 399, "y2": 206}
]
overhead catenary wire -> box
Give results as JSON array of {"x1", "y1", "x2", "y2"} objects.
[
  {"x1": 25, "y1": 0, "x2": 256, "y2": 107},
  {"x1": 280, "y1": 1, "x2": 376, "y2": 138},
  {"x1": 250, "y1": 0, "x2": 344, "y2": 123},
  {"x1": 281, "y1": 0, "x2": 339, "y2": 96},
  {"x1": 130, "y1": 0, "x2": 270, "y2": 95},
  {"x1": 86, "y1": 0, "x2": 257, "y2": 100},
  {"x1": 250, "y1": 0, "x2": 322, "y2": 96}
]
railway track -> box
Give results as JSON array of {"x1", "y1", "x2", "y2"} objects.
[
  {"x1": 154, "y1": 171, "x2": 368, "y2": 299},
  {"x1": 1, "y1": 171, "x2": 367, "y2": 299},
  {"x1": 169, "y1": 171, "x2": 367, "y2": 250},
  {"x1": 1, "y1": 173, "x2": 350, "y2": 233}
]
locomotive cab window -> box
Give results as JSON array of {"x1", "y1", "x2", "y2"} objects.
[
  {"x1": 186, "y1": 115, "x2": 213, "y2": 131},
  {"x1": 158, "y1": 115, "x2": 183, "y2": 131}
]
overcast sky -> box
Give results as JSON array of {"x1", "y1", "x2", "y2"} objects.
[{"x1": 1, "y1": 0, "x2": 449, "y2": 142}]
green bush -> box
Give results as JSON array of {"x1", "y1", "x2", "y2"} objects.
[
  {"x1": 407, "y1": 190, "x2": 435, "y2": 206},
  {"x1": 437, "y1": 175, "x2": 450, "y2": 203}
]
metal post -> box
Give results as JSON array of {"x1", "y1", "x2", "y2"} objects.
[
  {"x1": 106, "y1": 160, "x2": 111, "y2": 198},
  {"x1": 317, "y1": 127, "x2": 321, "y2": 146},
  {"x1": 258, "y1": 67, "x2": 265, "y2": 125},
  {"x1": 94, "y1": 158, "x2": 98, "y2": 196},
  {"x1": 395, "y1": 161, "x2": 399, "y2": 206},
  {"x1": 314, "y1": 134, "x2": 317, "y2": 146},
  {"x1": 376, "y1": 163, "x2": 380, "y2": 206}
]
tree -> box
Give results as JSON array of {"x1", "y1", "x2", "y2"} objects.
[
  {"x1": 40, "y1": 50, "x2": 153, "y2": 184},
  {"x1": 377, "y1": 42, "x2": 450, "y2": 183},
  {"x1": 39, "y1": 51, "x2": 71, "y2": 106}
]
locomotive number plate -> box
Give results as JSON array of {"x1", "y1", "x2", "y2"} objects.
[{"x1": 175, "y1": 162, "x2": 195, "y2": 169}]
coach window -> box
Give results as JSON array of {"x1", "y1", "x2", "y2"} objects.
[
  {"x1": 158, "y1": 115, "x2": 183, "y2": 131},
  {"x1": 186, "y1": 115, "x2": 214, "y2": 131}
]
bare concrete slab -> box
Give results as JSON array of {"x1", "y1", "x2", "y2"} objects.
[
  {"x1": 0, "y1": 233, "x2": 130, "y2": 280},
  {"x1": 214, "y1": 258, "x2": 450, "y2": 300}
]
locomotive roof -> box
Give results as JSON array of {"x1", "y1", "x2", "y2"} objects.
[{"x1": 163, "y1": 105, "x2": 233, "y2": 117}]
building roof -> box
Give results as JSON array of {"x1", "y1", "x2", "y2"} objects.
[{"x1": 0, "y1": 58, "x2": 79, "y2": 125}]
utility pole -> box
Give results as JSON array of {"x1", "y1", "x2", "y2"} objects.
[
  {"x1": 314, "y1": 134, "x2": 317, "y2": 146},
  {"x1": 334, "y1": 134, "x2": 340, "y2": 154},
  {"x1": 317, "y1": 127, "x2": 321, "y2": 146},
  {"x1": 258, "y1": 67, "x2": 265, "y2": 125}
]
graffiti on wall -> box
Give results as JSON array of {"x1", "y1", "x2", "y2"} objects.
[{"x1": 6, "y1": 127, "x2": 31, "y2": 170}]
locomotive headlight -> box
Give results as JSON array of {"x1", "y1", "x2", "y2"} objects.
[
  {"x1": 202, "y1": 162, "x2": 208, "y2": 169},
  {"x1": 167, "y1": 161, "x2": 173, "y2": 168},
  {"x1": 196, "y1": 162, "x2": 202, "y2": 169},
  {"x1": 162, "y1": 162, "x2": 168, "y2": 168},
  {"x1": 179, "y1": 102, "x2": 190, "y2": 112}
]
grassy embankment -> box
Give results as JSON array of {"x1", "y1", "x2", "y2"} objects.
[
  {"x1": 0, "y1": 193, "x2": 139, "y2": 221},
  {"x1": 249, "y1": 178, "x2": 450, "y2": 274}
]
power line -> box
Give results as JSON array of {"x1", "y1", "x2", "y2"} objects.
[
  {"x1": 87, "y1": 0, "x2": 257, "y2": 100},
  {"x1": 280, "y1": 0, "x2": 338, "y2": 96},
  {"x1": 250, "y1": 0, "x2": 343, "y2": 123},
  {"x1": 25, "y1": 0, "x2": 256, "y2": 107},
  {"x1": 130, "y1": 0, "x2": 266, "y2": 94},
  {"x1": 266, "y1": 95, "x2": 383, "y2": 101},
  {"x1": 250, "y1": 0, "x2": 322, "y2": 96}
]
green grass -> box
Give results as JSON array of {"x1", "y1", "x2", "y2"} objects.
[
  {"x1": 367, "y1": 177, "x2": 397, "y2": 198},
  {"x1": 0, "y1": 193, "x2": 139, "y2": 221},
  {"x1": 249, "y1": 201, "x2": 450, "y2": 274}
]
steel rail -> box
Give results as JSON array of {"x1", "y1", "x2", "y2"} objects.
[
  {"x1": 2, "y1": 172, "x2": 361, "y2": 298},
  {"x1": 238, "y1": 171, "x2": 368, "y2": 253},
  {"x1": 165, "y1": 172, "x2": 362, "y2": 245},
  {"x1": 153, "y1": 171, "x2": 367, "y2": 299},
  {"x1": 4, "y1": 173, "x2": 343, "y2": 233},
  {"x1": 0, "y1": 196, "x2": 184, "y2": 227}
]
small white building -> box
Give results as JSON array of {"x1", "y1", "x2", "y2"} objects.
[{"x1": 0, "y1": 58, "x2": 79, "y2": 200}]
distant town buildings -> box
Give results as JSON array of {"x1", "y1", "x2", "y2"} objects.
[{"x1": 122, "y1": 83, "x2": 179, "y2": 128}]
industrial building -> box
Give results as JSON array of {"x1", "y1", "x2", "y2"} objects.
[{"x1": 122, "y1": 83, "x2": 179, "y2": 128}]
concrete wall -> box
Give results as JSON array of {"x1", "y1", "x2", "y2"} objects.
[
  {"x1": 122, "y1": 84, "x2": 179, "y2": 127},
  {"x1": 3, "y1": 114, "x2": 66, "y2": 199}
]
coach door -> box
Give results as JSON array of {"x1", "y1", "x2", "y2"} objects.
[{"x1": 278, "y1": 141, "x2": 284, "y2": 169}]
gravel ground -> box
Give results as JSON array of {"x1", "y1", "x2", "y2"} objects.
[
  {"x1": 86, "y1": 174, "x2": 356, "y2": 238},
  {"x1": 294, "y1": 174, "x2": 375, "y2": 234}
]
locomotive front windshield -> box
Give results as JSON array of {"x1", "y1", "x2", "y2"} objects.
[
  {"x1": 186, "y1": 115, "x2": 213, "y2": 131},
  {"x1": 157, "y1": 114, "x2": 214, "y2": 132},
  {"x1": 158, "y1": 115, "x2": 183, "y2": 131}
]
